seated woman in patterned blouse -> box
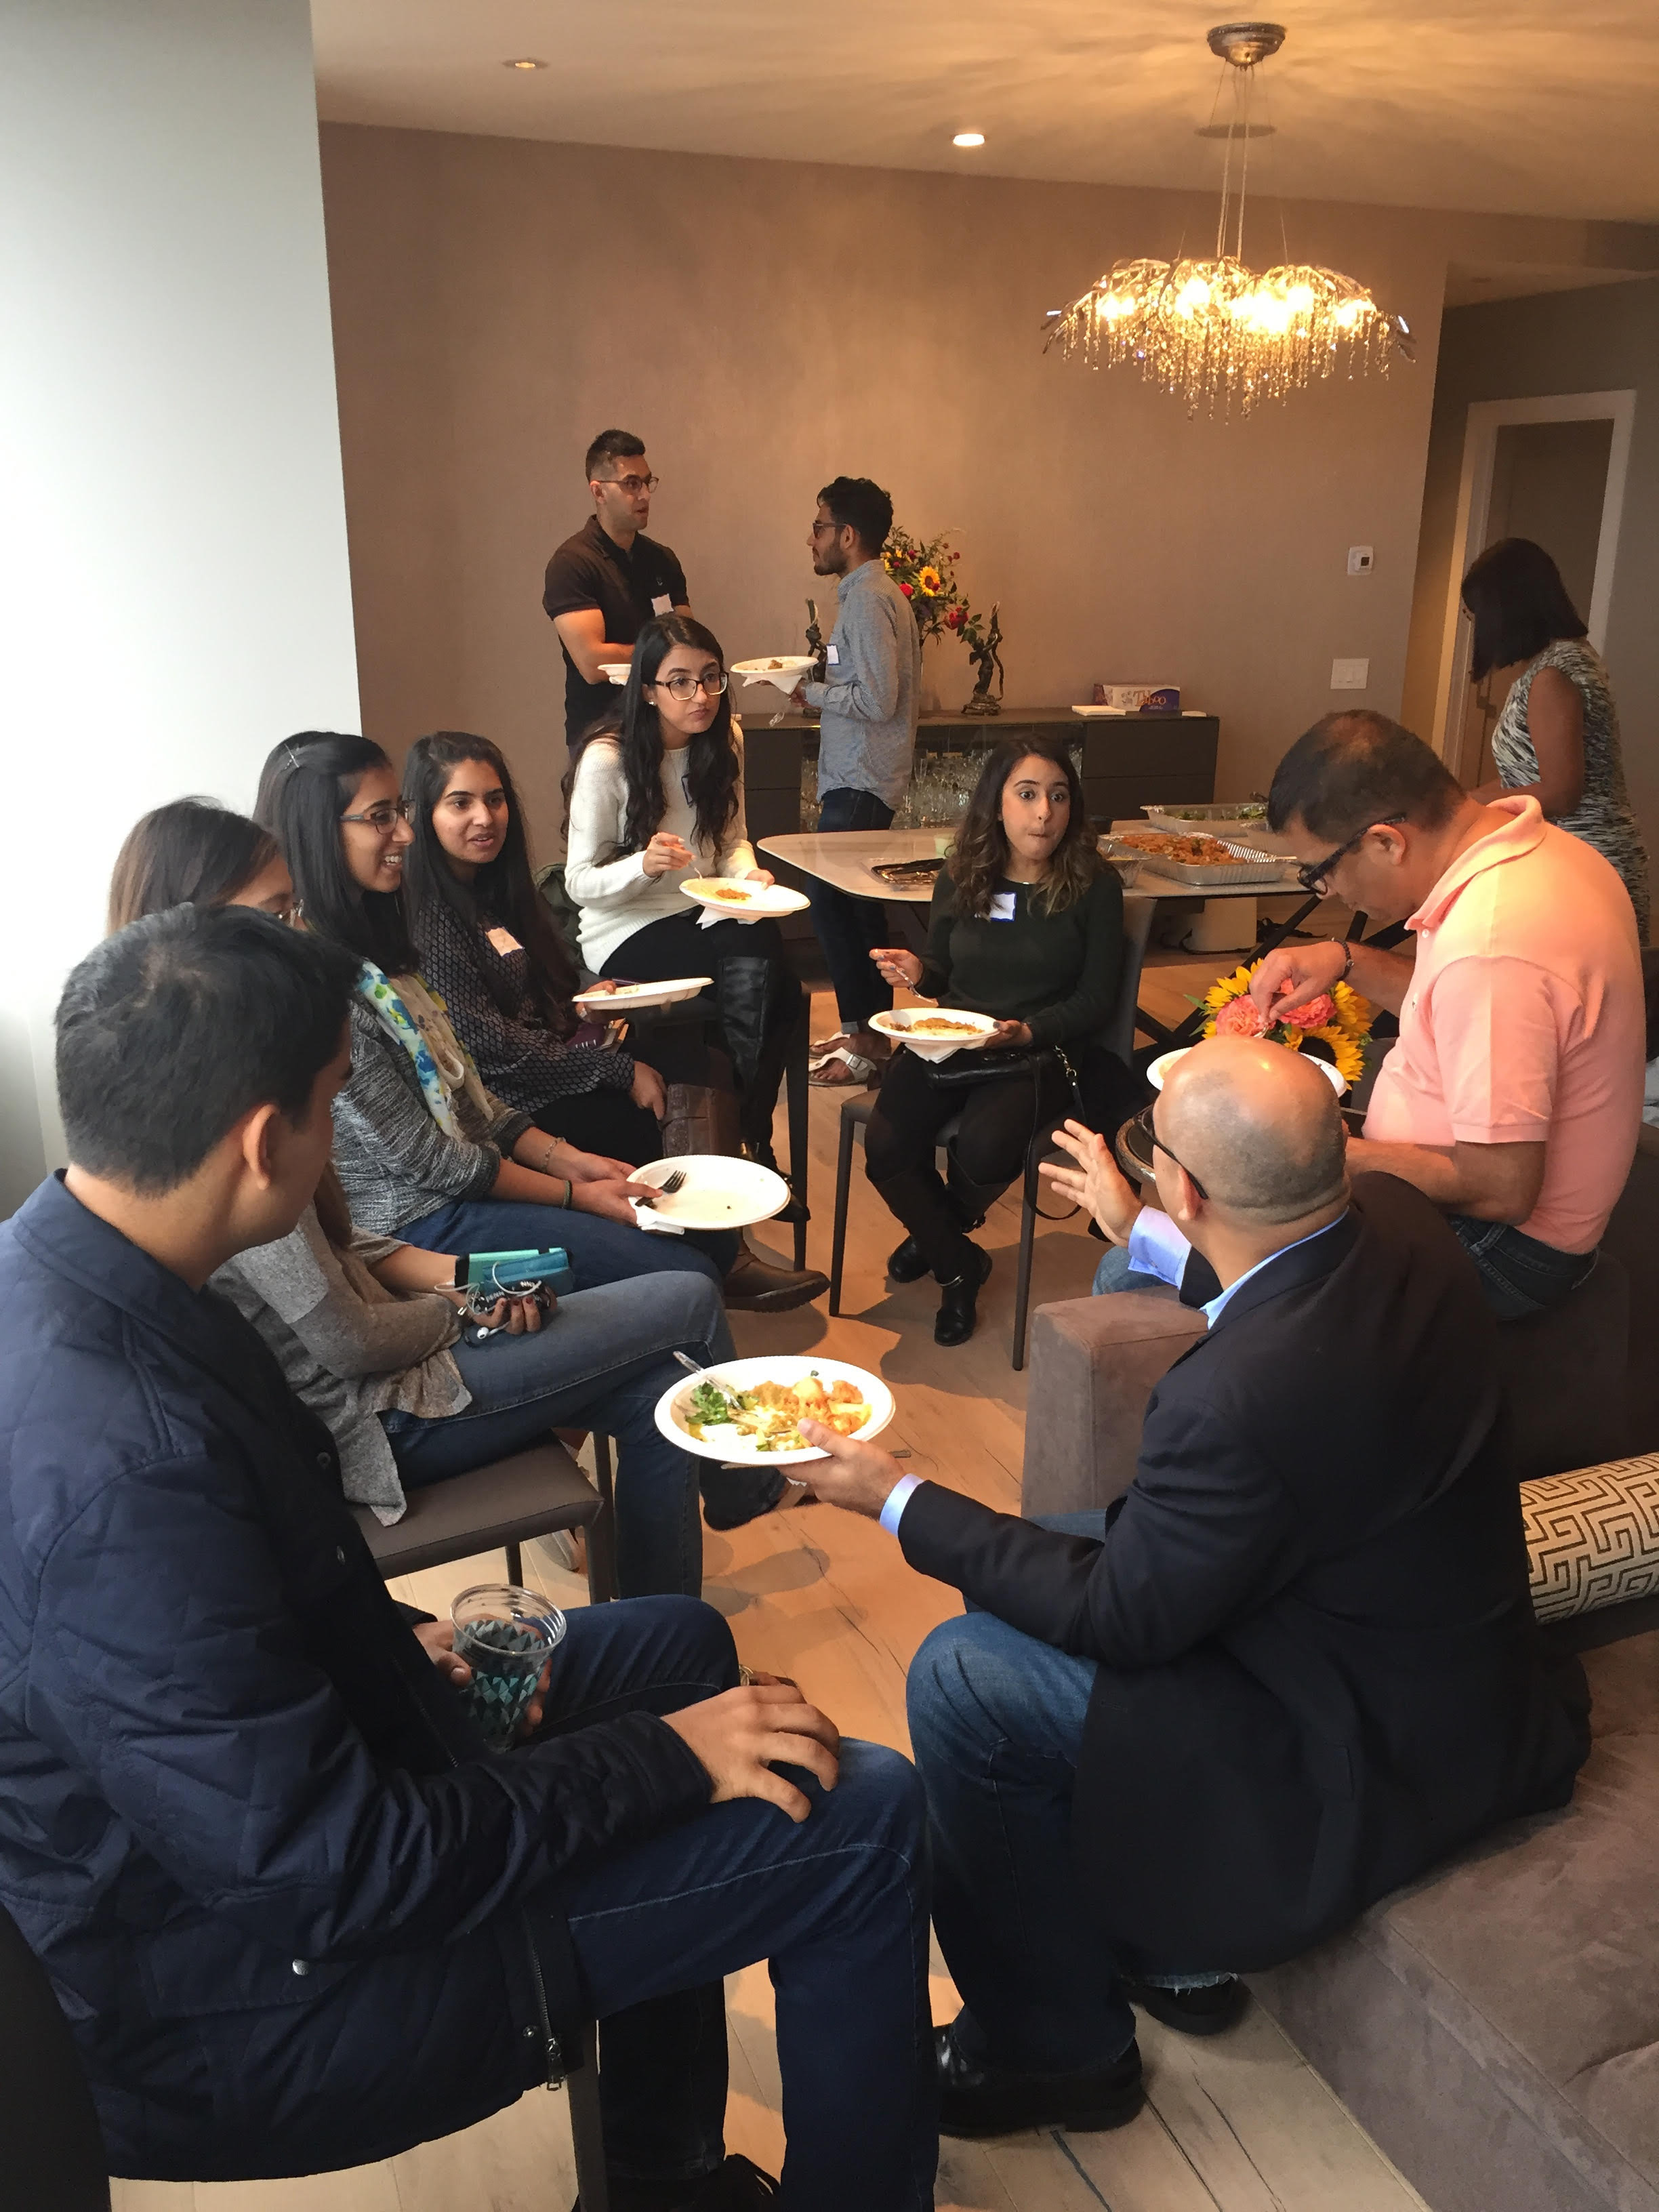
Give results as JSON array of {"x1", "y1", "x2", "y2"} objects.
[{"x1": 402, "y1": 729, "x2": 665, "y2": 1166}]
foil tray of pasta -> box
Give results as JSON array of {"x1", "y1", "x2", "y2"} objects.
[{"x1": 653, "y1": 1355, "x2": 895, "y2": 1467}]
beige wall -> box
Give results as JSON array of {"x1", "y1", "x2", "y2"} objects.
[
  {"x1": 1401, "y1": 278, "x2": 1659, "y2": 867},
  {"x1": 319, "y1": 123, "x2": 1659, "y2": 854}
]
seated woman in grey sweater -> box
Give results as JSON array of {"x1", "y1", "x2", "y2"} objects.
[{"x1": 212, "y1": 1168, "x2": 733, "y2": 1598}]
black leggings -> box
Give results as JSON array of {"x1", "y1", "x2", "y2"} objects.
[
  {"x1": 864, "y1": 1048, "x2": 1075, "y2": 1278},
  {"x1": 602, "y1": 910, "x2": 801, "y2": 1155}
]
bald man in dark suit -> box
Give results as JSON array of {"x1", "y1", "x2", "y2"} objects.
[{"x1": 802, "y1": 1038, "x2": 1591, "y2": 2140}]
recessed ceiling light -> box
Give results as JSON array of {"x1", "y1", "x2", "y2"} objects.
[
  {"x1": 504, "y1": 57, "x2": 547, "y2": 70},
  {"x1": 952, "y1": 131, "x2": 985, "y2": 148}
]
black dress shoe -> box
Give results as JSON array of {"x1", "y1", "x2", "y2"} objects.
[
  {"x1": 1120, "y1": 1974, "x2": 1250, "y2": 2036},
  {"x1": 934, "y1": 1243, "x2": 992, "y2": 1347},
  {"x1": 886, "y1": 1233, "x2": 930, "y2": 1283},
  {"x1": 573, "y1": 2152, "x2": 779, "y2": 2212},
  {"x1": 935, "y1": 2023, "x2": 1144, "y2": 2138},
  {"x1": 720, "y1": 1248, "x2": 830, "y2": 1313}
]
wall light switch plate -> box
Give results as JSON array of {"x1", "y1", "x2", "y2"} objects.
[
  {"x1": 1331, "y1": 657, "x2": 1370, "y2": 690},
  {"x1": 1347, "y1": 545, "x2": 1374, "y2": 575}
]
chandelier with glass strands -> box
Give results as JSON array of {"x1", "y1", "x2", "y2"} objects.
[{"x1": 1046, "y1": 23, "x2": 1413, "y2": 419}]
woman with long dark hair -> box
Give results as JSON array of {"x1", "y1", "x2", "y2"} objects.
[
  {"x1": 106, "y1": 792, "x2": 735, "y2": 1597},
  {"x1": 563, "y1": 615, "x2": 806, "y2": 1171},
  {"x1": 863, "y1": 735, "x2": 1126, "y2": 1346},
  {"x1": 1462, "y1": 536, "x2": 1649, "y2": 934},
  {"x1": 403, "y1": 731, "x2": 663, "y2": 1165},
  {"x1": 108, "y1": 798, "x2": 296, "y2": 930},
  {"x1": 254, "y1": 731, "x2": 728, "y2": 1290}
]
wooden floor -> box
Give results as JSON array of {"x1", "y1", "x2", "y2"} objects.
[{"x1": 115, "y1": 938, "x2": 1426, "y2": 2212}]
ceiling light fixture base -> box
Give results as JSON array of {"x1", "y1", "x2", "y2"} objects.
[{"x1": 1206, "y1": 22, "x2": 1286, "y2": 68}]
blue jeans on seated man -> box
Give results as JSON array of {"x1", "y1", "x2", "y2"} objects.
[
  {"x1": 382, "y1": 1271, "x2": 735, "y2": 1599},
  {"x1": 1090, "y1": 1242, "x2": 1168, "y2": 1298},
  {"x1": 541, "y1": 1595, "x2": 936, "y2": 2210},
  {"x1": 906, "y1": 1512, "x2": 1227, "y2": 2077},
  {"x1": 1447, "y1": 1214, "x2": 1598, "y2": 1321}
]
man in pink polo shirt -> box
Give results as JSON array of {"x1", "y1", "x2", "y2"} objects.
[{"x1": 1248, "y1": 711, "x2": 1643, "y2": 1316}]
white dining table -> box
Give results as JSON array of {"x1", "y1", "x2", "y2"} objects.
[{"x1": 758, "y1": 827, "x2": 1309, "y2": 905}]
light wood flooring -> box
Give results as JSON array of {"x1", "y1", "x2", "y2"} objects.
[{"x1": 115, "y1": 939, "x2": 1427, "y2": 2212}]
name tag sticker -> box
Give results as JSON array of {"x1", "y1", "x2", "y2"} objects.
[
  {"x1": 826, "y1": 644, "x2": 840, "y2": 665},
  {"x1": 651, "y1": 593, "x2": 673, "y2": 615},
  {"x1": 989, "y1": 892, "x2": 1017, "y2": 922},
  {"x1": 486, "y1": 926, "x2": 523, "y2": 956}
]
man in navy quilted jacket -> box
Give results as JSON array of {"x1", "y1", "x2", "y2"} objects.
[{"x1": 0, "y1": 905, "x2": 935, "y2": 2212}]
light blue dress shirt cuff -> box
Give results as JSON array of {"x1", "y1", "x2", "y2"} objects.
[
  {"x1": 879, "y1": 1473, "x2": 924, "y2": 1536},
  {"x1": 1125, "y1": 1206, "x2": 1193, "y2": 1286}
]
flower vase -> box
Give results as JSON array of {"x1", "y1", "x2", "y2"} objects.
[{"x1": 918, "y1": 633, "x2": 944, "y2": 717}]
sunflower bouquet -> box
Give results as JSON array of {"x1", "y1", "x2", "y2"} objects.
[
  {"x1": 1200, "y1": 961, "x2": 1374, "y2": 1087},
  {"x1": 881, "y1": 526, "x2": 975, "y2": 647}
]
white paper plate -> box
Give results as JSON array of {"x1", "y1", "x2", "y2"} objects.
[
  {"x1": 678, "y1": 877, "x2": 810, "y2": 918},
  {"x1": 598, "y1": 662, "x2": 631, "y2": 686},
  {"x1": 571, "y1": 976, "x2": 712, "y2": 1012},
  {"x1": 869, "y1": 1006, "x2": 1000, "y2": 1062},
  {"x1": 655, "y1": 1355, "x2": 894, "y2": 1468},
  {"x1": 628, "y1": 1153, "x2": 790, "y2": 1231},
  {"x1": 1149, "y1": 1045, "x2": 1348, "y2": 1095},
  {"x1": 731, "y1": 655, "x2": 815, "y2": 697}
]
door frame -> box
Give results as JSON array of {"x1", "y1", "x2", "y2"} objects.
[{"x1": 1431, "y1": 388, "x2": 1637, "y2": 766}]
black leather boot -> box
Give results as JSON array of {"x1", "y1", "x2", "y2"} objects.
[
  {"x1": 714, "y1": 956, "x2": 800, "y2": 1161},
  {"x1": 886, "y1": 1233, "x2": 930, "y2": 1283},
  {"x1": 934, "y1": 1242, "x2": 991, "y2": 1347},
  {"x1": 720, "y1": 1242, "x2": 828, "y2": 1313}
]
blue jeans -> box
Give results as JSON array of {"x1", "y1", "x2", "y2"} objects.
[
  {"x1": 1448, "y1": 1214, "x2": 1598, "y2": 1321},
  {"x1": 1091, "y1": 1242, "x2": 1164, "y2": 1296},
  {"x1": 398, "y1": 1195, "x2": 738, "y2": 1292},
  {"x1": 906, "y1": 1513, "x2": 1223, "y2": 2077},
  {"x1": 542, "y1": 1597, "x2": 937, "y2": 2209},
  {"x1": 382, "y1": 1273, "x2": 735, "y2": 1597},
  {"x1": 808, "y1": 786, "x2": 897, "y2": 1030}
]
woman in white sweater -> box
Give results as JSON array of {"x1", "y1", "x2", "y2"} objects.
[{"x1": 565, "y1": 615, "x2": 804, "y2": 1168}]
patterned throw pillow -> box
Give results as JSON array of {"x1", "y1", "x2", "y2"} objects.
[{"x1": 1522, "y1": 1458, "x2": 1659, "y2": 1622}]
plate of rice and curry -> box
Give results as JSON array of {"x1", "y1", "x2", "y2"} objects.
[
  {"x1": 869, "y1": 1007, "x2": 1002, "y2": 1063},
  {"x1": 678, "y1": 878, "x2": 811, "y2": 919}
]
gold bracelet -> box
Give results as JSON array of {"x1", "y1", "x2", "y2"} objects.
[{"x1": 540, "y1": 1139, "x2": 560, "y2": 1176}]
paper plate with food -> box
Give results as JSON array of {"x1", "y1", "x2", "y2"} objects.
[
  {"x1": 571, "y1": 975, "x2": 712, "y2": 1012},
  {"x1": 731, "y1": 655, "x2": 815, "y2": 697},
  {"x1": 597, "y1": 661, "x2": 632, "y2": 686},
  {"x1": 678, "y1": 877, "x2": 810, "y2": 919},
  {"x1": 869, "y1": 1007, "x2": 1001, "y2": 1063},
  {"x1": 629, "y1": 1153, "x2": 790, "y2": 1231},
  {"x1": 1148, "y1": 1044, "x2": 1348, "y2": 1095},
  {"x1": 655, "y1": 1356, "x2": 894, "y2": 1467}
]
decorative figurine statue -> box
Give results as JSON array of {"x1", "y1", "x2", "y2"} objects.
[{"x1": 960, "y1": 601, "x2": 1005, "y2": 717}]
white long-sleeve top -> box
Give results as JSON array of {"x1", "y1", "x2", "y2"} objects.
[{"x1": 565, "y1": 726, "x2": 759, "y2": 971}]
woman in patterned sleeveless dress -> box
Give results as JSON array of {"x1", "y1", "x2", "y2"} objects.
[{"x1": 1462, "y1": 537, "x2": 1650, "y2": 937}]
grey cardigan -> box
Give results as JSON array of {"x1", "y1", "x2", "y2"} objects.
[
  {"x1": 332, "y1": 994, "x2": 536, "y2": 1236},
  {"x1": 211, "y1": 1204, "x2": 466, "y2": 1523}
]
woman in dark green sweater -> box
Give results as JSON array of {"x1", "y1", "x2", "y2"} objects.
[{"x1": 866, "y1": 735, "x2": 1126, "y2": 1345}]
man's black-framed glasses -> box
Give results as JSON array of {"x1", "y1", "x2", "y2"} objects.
[
  {"x1": 1296, "y1": 812, "x2": 1407, "y2": 895},
  {"x1": 1148, "y1": 1111, "x2": 1209, "y2": 1201},
  {"x1": 601, "y1": 472, "x2": 659, "y2": 496}
]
